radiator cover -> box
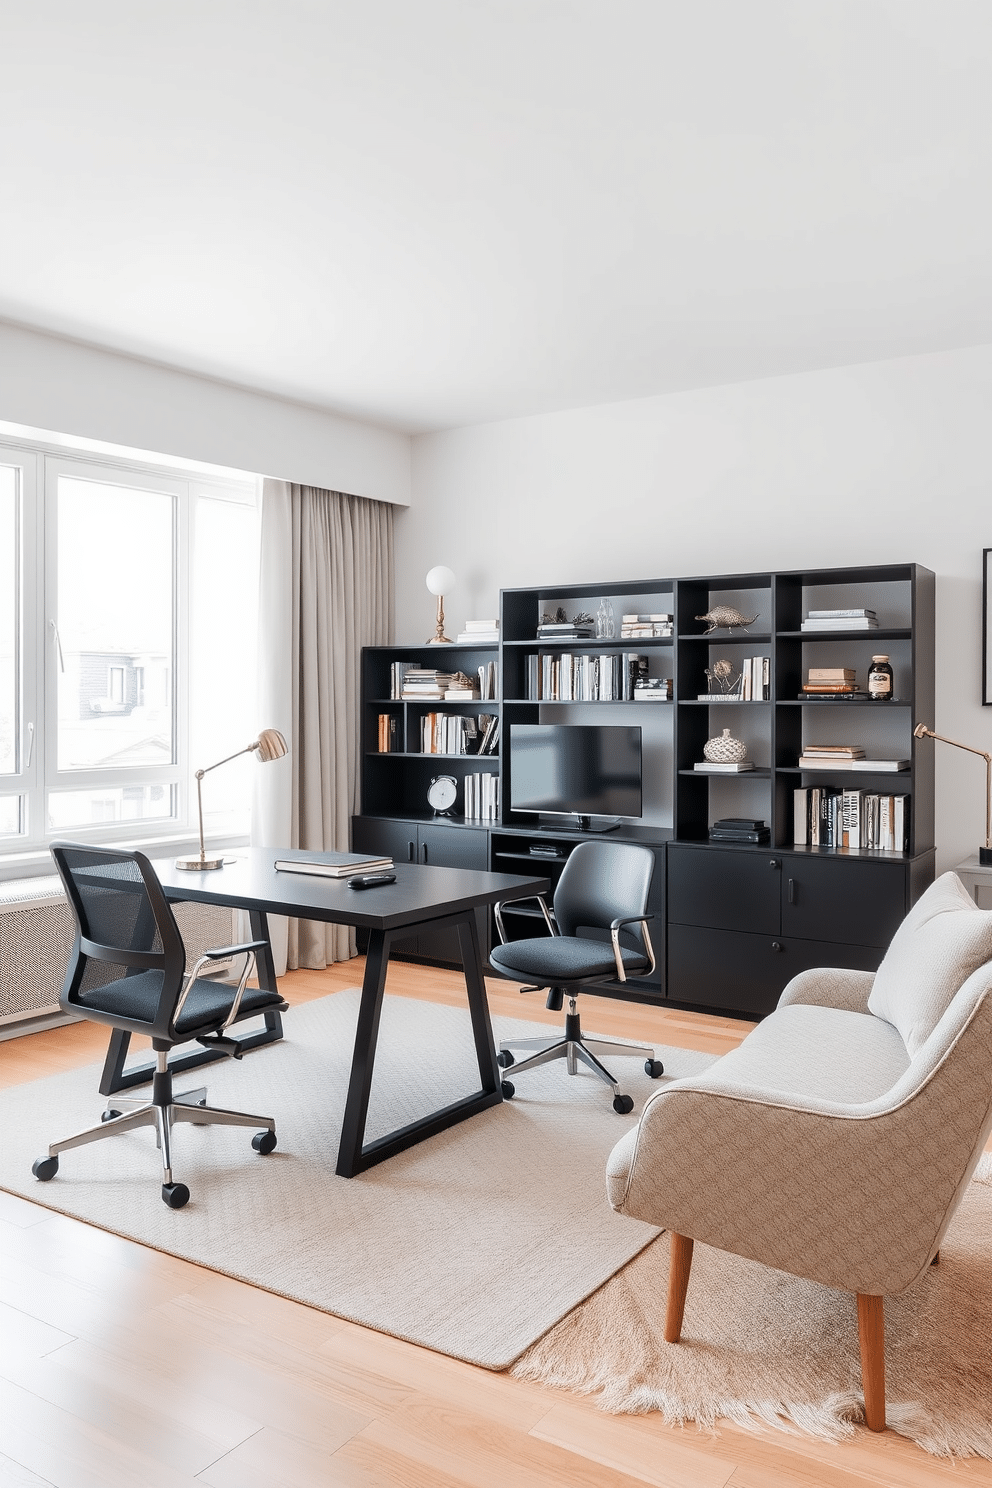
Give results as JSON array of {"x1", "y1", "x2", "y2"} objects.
[{"x1": 0, "y1": 876, "x2": 238, "y2": 1027}]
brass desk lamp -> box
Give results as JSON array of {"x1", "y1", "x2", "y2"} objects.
[
  {"x1": 913, "y1": 723, "x2": 992, "y2": 866},
  {"x1": 176, "y1": 728, "x2": 289, "y2": 871}
]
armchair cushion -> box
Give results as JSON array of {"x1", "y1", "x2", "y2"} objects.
[{"x1": 867, "y1": 872, "x2": 992, "y2": 1055}]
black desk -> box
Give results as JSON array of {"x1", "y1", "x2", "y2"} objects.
[{"x1": 102, "y1": 848, "x2": 548, "y2": 1177}]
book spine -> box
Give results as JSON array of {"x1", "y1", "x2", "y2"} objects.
[{"x1": 793, "y1": 787, "x2": 809, "y2": 846}]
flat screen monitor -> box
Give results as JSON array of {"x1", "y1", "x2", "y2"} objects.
[{"x1": 509, "y1": 724, "x2": 642, "y2": 827}]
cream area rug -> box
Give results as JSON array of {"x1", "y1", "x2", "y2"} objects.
[
  {"x1": 0, "y1": 989, "x2": 714, "y2": 1369},
  {"x1": 514, "y1": 1152, "x2": 992, "y2": 1460}
]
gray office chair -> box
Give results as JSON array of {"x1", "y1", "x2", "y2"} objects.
[
  {"x1": 489, "y1": 840, "x2": 661, "y2": 1112},
  {"x1": 32, "y1": 843, "x2": 288, "y2": 1208}
]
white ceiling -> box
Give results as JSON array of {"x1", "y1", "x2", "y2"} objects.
[{"x1": 2, "y1": 1, "x2": 991, "y2": 433}]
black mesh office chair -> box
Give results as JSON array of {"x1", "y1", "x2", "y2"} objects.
[
  {"x1": 32, "y1": 843, "x2": 288, "y2": 1208},
  {"x1": 488, "y1": 840, "x2": 662, "y2": 1113}
]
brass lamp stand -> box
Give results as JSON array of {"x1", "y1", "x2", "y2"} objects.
[
  {"x1": 176, "y1": 728, "x2": 289, "y2": 871},
  {"x1": 913, "y1": 723, "x2": 992, "y2": 866}
]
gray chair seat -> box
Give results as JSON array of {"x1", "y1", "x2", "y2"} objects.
[
  {"x1": 78, "y1": 971, "x2": 284, "y2": 1040},
  {"x1": 489, "y1": 935, "x2": 649, "y2": 983}
]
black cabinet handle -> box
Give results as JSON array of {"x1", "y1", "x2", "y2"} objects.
[
  {"x1": 408, "y1": 841, "x2": 415, "y2": 862},
  {"x1": 771, "y1": 941, "x2": 783, "y2": 952},
  {"x1": 788, "y1": 877, "x2": 795, "y2": 903},
  {"x1": 422, "y1": 843, "x2": 428, "y2": 864}
]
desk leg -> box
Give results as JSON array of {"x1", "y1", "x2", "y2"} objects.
[
  {"x1": 99, "y1": 909, "x2": 284, "y2": 1095},
  {"x1": 335, "y1": 909, "x2": 503, "y2": 1178}
]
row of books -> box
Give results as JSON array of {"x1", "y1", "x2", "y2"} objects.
[
  {"x1": 376, "y1": 714, "x2": 398, "y2": 752},
  {"x1": 620, "y1": 612, "x2": 673, "y2": 639},
  {"x1": 526, "y1": 652, "x2": 650, "y2": 702},
  {"x1": 801, "y1": 607, "x2": 878, "y2": 633},
  {"x1": 417, "y1": 713, "x2": 499, "y2": 755},
  {"x1": 455, "y1": 619, "x2": 499, "y2": 644},
  {"x1": 463, "y1": 772, "x2": 499, "y2": 821},
  {"x1": 794, "y1": 786, "x2": 909, "y2": 851}
]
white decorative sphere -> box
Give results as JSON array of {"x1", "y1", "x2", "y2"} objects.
[{"x1": 426, "y1": 565, "x2": 456, "y2": 596}]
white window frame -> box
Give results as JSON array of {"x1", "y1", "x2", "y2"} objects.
[{"x1": 0, "y1": 435, "x2": 258, "y2": 873}]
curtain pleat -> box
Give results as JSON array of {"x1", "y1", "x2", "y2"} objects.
[{"x1": 255, "y1": 480, "x2": 394, "y2": 971}]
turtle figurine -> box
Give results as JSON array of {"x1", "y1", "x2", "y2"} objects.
[{"x1": 696, "y1": 606, "x2": 760, "y2": 634}]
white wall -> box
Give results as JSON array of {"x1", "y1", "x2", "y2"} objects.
[
  {"x1": 0, "y1": 321, "x2": 411, "y2": 505},
  {"x1": 399, "y1": 344, "x2": 992, "y2": 871}
]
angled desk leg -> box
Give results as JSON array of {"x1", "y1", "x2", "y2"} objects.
[
  {"x1": 99, "y1": 908, "x2": 284, "y2": 1095},
  {"x1": 335, "y1": 908, "x2": 503, "y2": 1178}
]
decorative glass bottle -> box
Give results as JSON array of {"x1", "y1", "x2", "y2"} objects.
[
  {"x1": 867, "y1": 654, "x2": 893, "y2": 701},
  {"x1": 596, "y1": 597, "x2": 616, "y2": 640}
]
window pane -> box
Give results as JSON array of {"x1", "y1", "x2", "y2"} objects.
[
  {"x1": 57, "y1": 478, "x2": 175, "y2": 771},
  {"x1": 0, "y1": 795, "x2": 21, "y2": 835},
  {"x1": 190, "y1": 495, "x2": 259, "y2": 836},
  {"x1": 0, "y1": 466, "x2": 17, "y2": 776},
  {"x1": 48, "y1": 784, "x2": 177, "y2": 830}
]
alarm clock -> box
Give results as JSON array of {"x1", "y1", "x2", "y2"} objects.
[{"x1": 427, "y1": 775, "x2": 458, "y2": 815}]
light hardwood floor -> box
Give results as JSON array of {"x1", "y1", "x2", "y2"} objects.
[{"x1": 1, "y1": 959, "x2": 990, "y2": 1488}]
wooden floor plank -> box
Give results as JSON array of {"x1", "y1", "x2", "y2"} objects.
[{"x1": 530, "y1": 1399, "x2": 736, "y2": 1488}]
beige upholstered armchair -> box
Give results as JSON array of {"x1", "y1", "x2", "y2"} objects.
[{"x1": 606, "y1": 872, "x2": 992, "y2": 1431}]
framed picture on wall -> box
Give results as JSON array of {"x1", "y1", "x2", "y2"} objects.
[{"x1": 985, "y1": 548, "x2": 992, "y2": 705}]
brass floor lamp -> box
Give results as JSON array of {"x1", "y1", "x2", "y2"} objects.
[{"x1": 914, "y1": 723, "x2": 992, "y2": 866}]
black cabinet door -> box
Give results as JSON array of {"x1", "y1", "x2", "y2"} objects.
[
  {"x1": 666, "y1": 925, "x2": 784, "y2": 1016},
  {"x1": 416, "y1": 823, "x2": 490, "y2": 966},
  {"x1": 352, "y1": 816, "x2": 418, "y2": 865},
  {"x1": 782, "y1": 857, "x2": 906, "y2": 949},
  {"x1": 667, "y1": 845, "x2": 781, "y2": 935}
]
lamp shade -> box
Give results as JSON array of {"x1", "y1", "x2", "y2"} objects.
[
  {"x1": 426, "y1": 565, "x2": 455, "y2": 597},
  {"x1": 254, "y1": 728, "x2": 288, "y2": 763}
]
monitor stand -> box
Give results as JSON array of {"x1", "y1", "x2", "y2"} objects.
[{"x1": 575, "y1": 815, "x2": 621, "y2": 833}]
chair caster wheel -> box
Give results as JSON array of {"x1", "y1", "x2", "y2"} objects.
[
  {"x1": 32, "y1": 1156, "x2": 58, "y2": 1181},
  {"x1": 497, "y1": 1049, "x2": 515, "y2": 1068},
  {"x1": 162, "y1": 1183, "x2": 190, "y2": 1208},
  {"x1": 101, "y1": 1109, "x2": 122, "y2": 1121},
  {"x1": 252, "y1": 1130, "x2": 277, "y2": 1154},
  {"x1": 612, "y1": 1094, "x2": 634, "y2": 1115},
  {"x1": 501, "y1": 1079, "x2": 515, "y2": 1099},
  {"x1": 645, "y1": 1059, "x2": 664, "y2": 1078}
]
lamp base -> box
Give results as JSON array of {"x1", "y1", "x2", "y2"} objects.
[
  {"x1": 426, "y1": 635, "x2": 453, "y2": 644},
  {"x1": 174, "y1": 854, "x2": 225, "y2": 871},
  {"x1": 980, "y1": 846, "x2": 992, "y2": 867}
]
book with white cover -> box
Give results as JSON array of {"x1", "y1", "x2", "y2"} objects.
[
  {"x1": 274, "y1": 852, "x2": 393, "y2": 879},
  {"x1": 693, "y1": 761, "x2": 754, "y2": 772},
  {"x1": 797, "y1": 757, "x2": 909, "y2": 771}
]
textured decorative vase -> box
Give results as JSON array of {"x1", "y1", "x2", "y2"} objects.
[{"x1": 703, "y1": 728, "x2": 747, "y2": 763}]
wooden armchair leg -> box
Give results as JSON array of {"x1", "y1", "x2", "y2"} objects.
[
  {"x1": 665, "y1": 1233, "x2": 694, "y2": 1343},
  {"x1": 857, "y1": 1293, "x2": 886, "y2": 1432}
]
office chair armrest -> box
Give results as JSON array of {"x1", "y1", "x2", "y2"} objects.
[
  {"x1": 609, "y1": 914, "x2": 657, "y2": 983},
  {"x1": 494, "y1": 895, "x2": 556, "y2": 945},
  {"x1": 174, "y1": 940, "x2": 269, "y2": 1026}
]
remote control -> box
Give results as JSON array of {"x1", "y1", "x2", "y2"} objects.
[{"x1": 348, "y1": 872, "x2": 397, "y2": 889}]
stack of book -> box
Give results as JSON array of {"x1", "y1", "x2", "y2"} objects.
[
  {"x1": 536, "y1": 620, "x2": 595, "y2": 640},
  {"x1": 456, "y1": 619, "x2": 499, "y2": 644},
  {"x1": 694, "y1": 759, "x2": 754, "y2": 773},
  {"x1": 708, "y1": 818, "x2": 770, "y2": 843},
  {"x1": 797, "y1": 747, "x2": 908, "y2": 772},
  {"x1": 800, "y1": 667, "x2": 868, "y2": 700},
  {"x1": 400, "y1": 668, "x2": 456, "y2": 699},
  {"x1": 620, "y1": 613, "x2": 673, "y2": 638},
  {"x1": 801, "y1": 608, "x2": 878, "y2": 632},
  {"x1": 634, "y1": 678, "x2": 672, "y2": 701},
  {"x1": 377, "y1": 714, "x2": 398, "y2": 752},
  {"x1": 794, "y1": 786, "x2": 910, "y2": 850},
  {"x1": 463, "y1": 772, "x2": 499, "y2": 820},
  {"x1": 740, "y1": 656, "x2": 770, "y2": 700}
]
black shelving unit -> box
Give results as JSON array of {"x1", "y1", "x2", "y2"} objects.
[{"x1": 353, "y1": 563, "x2": 935, "y2": 1014}]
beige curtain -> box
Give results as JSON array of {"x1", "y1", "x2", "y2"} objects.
[{"x1": 254, "y1": 479, "x2": 394, "y2": 971}]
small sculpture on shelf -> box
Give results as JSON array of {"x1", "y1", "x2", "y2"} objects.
[
  {"x1": 696, "y1": 606, "x2": 760, "y2": 633},
  {"x1": 595, "y1": 598, "x2": 616, "y2": 639},
  {"x1": 540, "y1": 607, "x2": 594, "y2": 625},
  {"x1": 705, "y1": 658, "x2": 742, "y2": 695},
  {"x1": 703, "y1": 728, "x2": 748, "y2": 763}
]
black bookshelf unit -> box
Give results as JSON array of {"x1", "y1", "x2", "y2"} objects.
[{"x1": 353, "y1": 563, "x2": 935, "y2": 1016}]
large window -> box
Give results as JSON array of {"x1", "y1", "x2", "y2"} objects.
[{"x1": 0, "y1": 440, "x2": 259, "y2": 859}]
